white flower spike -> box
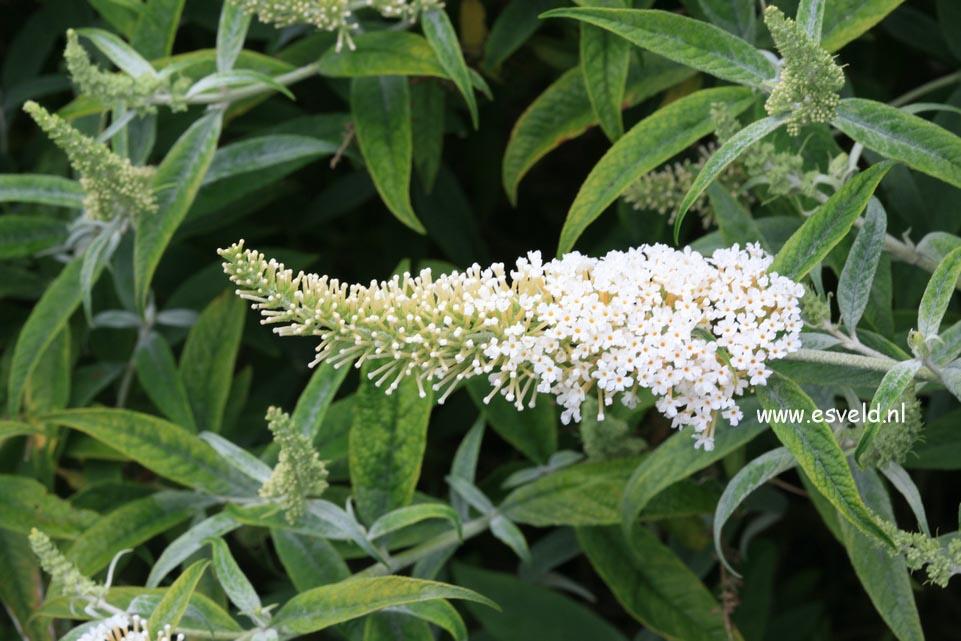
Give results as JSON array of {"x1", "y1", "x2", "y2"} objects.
[
  {"x1": 221, "y1": 242, "x2": 803, "y2": 450},
  {"x1": 75, "y1": 614, "x2": 184, "y2": 641}
]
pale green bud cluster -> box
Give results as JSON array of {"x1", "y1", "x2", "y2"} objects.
[
  {"x1": 64, "y1": 29, "x2": 164, "y2": 114},
  {"x1": 260, "y1": 406, "x2": 330, "y2": 523},
  {"x1": 799, "y1": 284, "x2": 831, "y2": 325},
  {"x1": 879, "y1": 521, "x2": 961, "y2": 587},
  {"x1": 622, "y1": 145, "x2": 726, "y2": 226},
  {"x1": 579, "y1": 398, "x2": 646, "y2": 461},
  {"x1": 232, "y1": 0, "x2": 444, "y2": 51},
  {"x1": 858, "y1": 394, "x2": 923, "y2": 467},
  {"x1": 24, "y1": 101, "x2": 157, "y2": 222},
  {"x1": 763, "y1": 6, "x2": 845, "y2": 135},
  {"x1": 29, "y1": 528, "x2": 106, "y2": 600}
]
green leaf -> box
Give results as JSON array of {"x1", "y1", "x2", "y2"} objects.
[
  {"x1": 0, "y1": 214, "x2": 67, "y2": 260},
  {"x1": 821, "y1": 0, "x2": 907, "y2": 52},
  {"x1": 88, "y1": 0, "x2": 143, "y2": 38},
  {"x1": 135, "y1": 332, "x2": 196, "y2": 429},
  {"x1": 67, "y1": 491, "x2": 212, "y2": 575},
  {"x1": 320, "y1": 32, "x2": 446, "y2": 78},
  {"x1": 368, "y1": 503, "x2": 461, "y2": 540},
  {"x1": 148, "y1": 512, "x2": 241, "y2": 588},
  {"x1": 272, "y1": 576, "x2": 496, "y2": 635},
  {"x1": 756, "y1": 373, "x2": 894, "y2": 548},
  {"x1": 502, "y1": 458, "x2": 719, "y2": 526},
  {"x1": 0, "y1": 175, "x2": 84, "y2": 208},
  {"x1": 179, "y1": 291, "x2": 246, "y2": 433},
  {"x1": 880, "y1": 463, "x2": 930, "y2": 536},
  {"x1": 411, "y1": 81, "x2": 445, "y2": 192},
  {"x1": 838, "y1": 198, "x2": 887, "y2": 332},
  {"x1": 713, "y1": 448, "x2": 796, "y2": 575},
  {"x1": 186, "y1": 69, "x2": 295, "y2": 100},
  {"x1": 833, "y1": 98, "x2": 961, "y2": 190},
  {"x1": 557, "y1": 86, "x2": 754, "y2": 254},
  {"x1": 708, "y1": 182, "x2": 766, "y2": 250},
  {"x1": 422, "y1": 9, "x2": 478, "y2": 128},
  {"x1": 364, "y1": 612, "x2": 433, "y2": 641},
  {"x1": 465, "y1": 379, "x2": 556, "y2": 464},
  {"x1": 541, "y1": 8, "x2": 776, "y2": 88},
  {"x1": 769, "y1": 161, "x2": 893, "y2": 281},
  {"x1": 917, "y1": 246, "x2": 961, "y2": 339},
  {"x1": 216, "y1": 0, "x2": 250, "y2": 72},
  {"x1": 578, "y1": 526, "x2": 739, "y2": 641},
  {"x1": 482, "y1": 0, "x2": 556, "y2": 70},
  {"x1": 796, "y1": 0, "x2": 826, "y2": 41},
  {"x1": 502, "y1": 56, "x2": 695, "y2": 205},
  {"x1": 271, "y1": 529, "x2": 349, "y2": 591},
  {"x1": 351, "y1": 76, "x2": 425, "y2": 234},
  {"x1": 854, "y1": 359, "x2": 921, "y2": 464},
  {"x1": 674, "y1": 115, "x2": 786, "y2": 240},
  {"x1": 453, "y1": 564, "x2": 628, "y2": 641},
  {"x1": 0, "y1": 475, "x2": 98, "y2": 539},
  {"x1": 207, "y1": 537, "x2": 262, "y2": 619},
  {"x1": 135, "y1": 110, "x2": 222, "y2": 311},
  {"x1": 42, "y1": 408, "x2": 258, "y2": 495},
  {"x1": 292, "y1": 363, "x2": 350, "y2": 441},
  {"x1": 695, "y1": 0, "x2": 756, "y2": 40},
  {"x1": 0, "y1": 529, "x2": 53, "y2": 641},
  {"x1": 350, "y1": 361, "x2": 434, "y2": 523},
  {"x1": 579, "y1": 15, "x2": 630, "y2": 141},
  {"x1": 202, "y1": 135, "x2": 339, "y2": 185},
  {"x1": 75, "y1": 27, "x2": 157, "y2": 78},
  {"x1": 385, "y1": 601, "x2": 468, "y2": 641},
  {"x1": 621, "y1": 397, "x2": 767, "y2": 533},
  {"x1": 148, "y1": 559, "x2": 209, "y2": 634},
  {"x1": 130, "y1": 0, "x2": 185, "y2": 59},
  {"x1": 840, "y1": 468, "x2": 924, "y2": 641},
  {"x1": 489, "y1": 514, "x2": 531, "y2": 562},
  {"x1": 7, "y1": 259, "x2": 100, "y2": 416}
]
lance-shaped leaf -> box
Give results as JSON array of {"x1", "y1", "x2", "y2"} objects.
[
  {"x1": 854, "y1": 359, "x2": 921, "y2": 465},
  {"x1": 713, "y1": 448, "x2": 797, "y2": 575},
  {"x1": 135, "y1": 110, "x2": 222, "y2": 310},
  {"x1": 135, "y1": 332, "x2": 196, "y2": 430},
  {"x1": 674, "y1": 114, "x2": 786, "y2": 241},
  {"x1": 756, "y1": 373, "x2": 894, "y2": 548},
  {"x1": 838, "y1": 198, "x2": 887, "y2": 332},
  {"x1": 621, "y1": 398, "x2": 767, "y2": 534},
  {"x1": 578, "y1": 526, "x2": 738, "y2": 641},
  {"x1": 147, "y1": 560, "x2": 209, "y2": 634},
  {"x1": 557, "y1": 86, "x2": 754, "y2": 254},
  {"x1": 351, "y1": 76, "x2": 425, "y2": 234},
  {"x1": 148, "y1": 512, "x2": 241, "y2": 588},
  {"x1": 42, "y1": 408, "x2": 258, "y2": 495},
  {"x1": 769, "y1": 162, "x2": 893, "y2": 281},
  {"x1": 208, "y1": 538, "x2": 262, "y2": 620},
  {"x1": 796, "y1": 0, "x2": 826, "y2": 41},
  {"x1": 216, "y1": 0, "x2": 250, "y2": 72},
  {"x1": 75, "y1": 27, "x2": 157, "y2": 78},
  {"x1": 579, "y1": 8, "x2": 630, "y2": 141},
  {"x1": 0, "y1": 175, "x2": 84, "y2": 208},
  {"x1": 833, "y1": 98, "x2": 961, "y2": 190},
  {"x1": 422, "y1": 8, "x2": 478, "y2": 128},
  {"x1": 840, "y1": 467, "x2": 924, "y2": 641},
  {"x1": 821, "y1": 0, "x2": 908, "y2": 52},
  {"x1": 0, "y1": 475, "x2": 98, "y2": 539},
  {"x1": 272, "y1": 576, "x2": 496, "y2": 635},
  {"x1": 502, "y1": 56, "x2": 695, "y2": 205},
  {"x1": 917, "y1": 245, "x2": 961, "y2": 339},
  {"x1": 0, "y1": 215, "x2": 67, "y2": 259},
  {"x1": 320, "y1": 32, "x2": 446, "y2": 78},
  {"x1": 541, "y1": 8, "x2": 776, "y2": 87},
  {"x1": 368, "y1": 503, "x2": 462, "y2": 541}
]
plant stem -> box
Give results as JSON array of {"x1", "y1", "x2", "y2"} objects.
[
  {"x1": 782, "y1": 348, "x2": 937, "y2": 381},
  {"x1": 152, "y1": 62, "x2": 321, "y2": 106},
  {"x1": 354, "y1": 515, "x2": 491, "y2": 578},
  {"x1": 891, "y1": 70, "x2": 961, "y2": 107}
]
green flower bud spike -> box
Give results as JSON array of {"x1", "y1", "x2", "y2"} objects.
[
  {"x1": 879, "y1": 520, "x2": 961, "y2": 587},
  {"x1": 29, "y1": 528, "x2": 106, "y2": 600},
  {"x1": 763, "y1": 6, "x2": 845, "y2": 136},
  {"x1": 64, "y1": 29, "x2": 163, "y2": 113},
  {"x1": 23, "y1": 101, "x2": 157, "y2": 222},
  {"x1": 259, "y1": 406, "x2": 330, "y2": 523}
]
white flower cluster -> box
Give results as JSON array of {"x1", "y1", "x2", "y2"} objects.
[
  {"x1": 221, "y1": 242, "x2": 803, "y2": 449},
  {"x1": 76, "y1": 614, "x2": 183, "y2": 641}
]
